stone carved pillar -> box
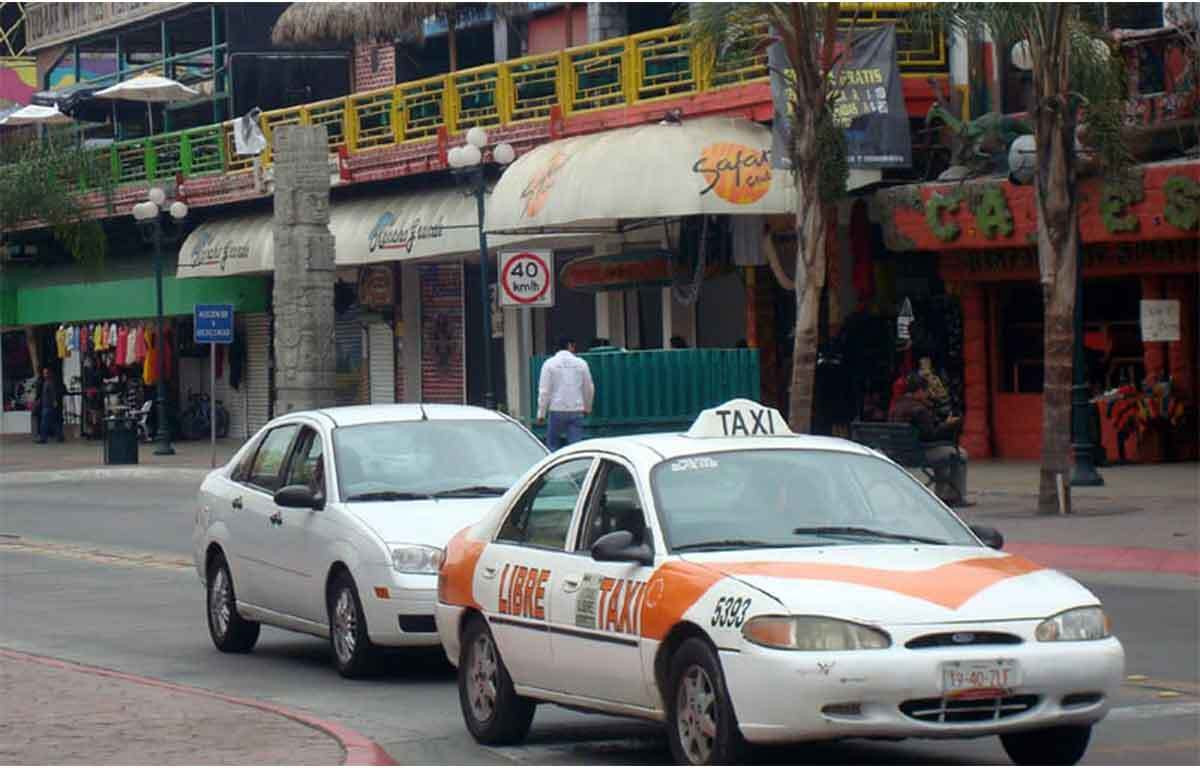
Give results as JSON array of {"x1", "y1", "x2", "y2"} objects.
[{"x1": 272, "y1": 125, "x2": 337, "y2": 415}]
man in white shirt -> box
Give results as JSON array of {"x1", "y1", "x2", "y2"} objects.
[{"x1": 537, "y1": 336, "x2": 595, "y2": 450}]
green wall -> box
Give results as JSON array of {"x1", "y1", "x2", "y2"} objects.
[{"x1": 5, "y1": 275, "x2": 269, "y2": 325}]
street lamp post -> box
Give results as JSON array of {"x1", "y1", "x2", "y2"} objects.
[
  {"x1": 448, "y1": 127, "x2": 515, "y2": 411},
  {"x1": 1070, "y1": 243, "x2": 1103, "y2": 486},
  {"x1": 132, "y1": 188, "x2": 188, "y2": 456}
]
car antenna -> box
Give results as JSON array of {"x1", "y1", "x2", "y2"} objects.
[{"x1": 419, "y1": 404, "x2": 429, "y2": 421}]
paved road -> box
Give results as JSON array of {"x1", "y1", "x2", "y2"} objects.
[{"x1": 2, "y1": 474, "x2": 1197, "y2": 765}]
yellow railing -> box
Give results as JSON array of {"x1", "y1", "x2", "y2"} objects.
[{"x1": 81, "y1": 19, "x2": 945, "y2": 183}]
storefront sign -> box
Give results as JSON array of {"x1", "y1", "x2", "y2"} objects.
[
  {"x1": 561, "y1": 251, "x2": 722, "y2": 292},
  {"x1": 1140, "y1": 300, "x2": 1181, "y2": 342},
  {"x1": 367, "y1": 212, "x2": 444, "y2": 254},
  {"x1": 940, "y1": 242, "x2": 1198, "y2": 282},
  {"x1": 194, "y1": 304, "x2": 234, "y2": 345},
  {"x1": 358, "y1": 265, "x2": 394, "y2": 309},
  {"x1": 185, "y1": 231, "x2": 252, "y2": 272},
  {"x1": 693, "y1": 143, "x2": 772, "y2": 204},
  {"x1": 835, "y1": 24, "x2": 912, "y2": 169},
  {"x1": 499, "y1": 251, "x2": 554, "y2": 307}
]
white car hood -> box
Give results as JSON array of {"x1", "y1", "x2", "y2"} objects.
[
  {"x1": 680, "y1": 545, "x2": 1099, "y2": 625},
  {"x1": 345, "y1": 498, "x2": 501, "y2": 548}
]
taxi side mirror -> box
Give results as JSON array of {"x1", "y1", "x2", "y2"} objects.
[
  {"x1": 274, "y1": 484, "x2": 324, "y2": 510},
  {"x1": 970, "y1": 524, "x2": 1004, "y2": 550},
  {"x1": 591, "y1": 530, "x2": 654, "y2": 566}
]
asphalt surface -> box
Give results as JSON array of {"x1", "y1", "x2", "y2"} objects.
[{"x1": 1, "y1": 473, "x2": 1198, "y2": 765}]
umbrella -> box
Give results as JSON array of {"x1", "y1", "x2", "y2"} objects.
[
  {"x1": 94, "y1": 73, "x2": 199, "y2": 135},
  {"x1": 0, "y1": 103, "x2": 74, "y2": 126}
]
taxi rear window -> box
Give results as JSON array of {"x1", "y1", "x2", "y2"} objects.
[{"x1": 650, "y1": 449, "x2": 977, "y2": 551}]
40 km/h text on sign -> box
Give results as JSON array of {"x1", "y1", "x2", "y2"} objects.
[{"x1": 499, "y1": 250, "x2": 555, "y2": 308}]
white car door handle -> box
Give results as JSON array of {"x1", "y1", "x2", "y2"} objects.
[
  {"x1": 481, "y1": 566, "x2": 497, "y2": 580},
  {"x1": 562, "y1": 577, "x2": 581, "y2": 593}
]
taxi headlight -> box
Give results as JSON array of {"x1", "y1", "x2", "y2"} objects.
[
  {"x1": 742, "y1": 615, "x2": 891, "y2": 651},
  {"x1": 1035, "y1": 606, "x2": 1111, "y2": 642},
  {"x1": 389, "y1": 544, "x2": 444, "y2": 574}
]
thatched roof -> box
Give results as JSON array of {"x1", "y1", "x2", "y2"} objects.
[{"x1": 271, "y1": 2, "x2": 528, "y2": 47}]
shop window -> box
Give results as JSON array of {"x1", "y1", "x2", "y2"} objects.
[{"x1": 998, "y1": 282, "x2": 1044, "y2": 393}]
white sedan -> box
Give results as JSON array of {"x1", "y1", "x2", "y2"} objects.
[
  {"x1": 193, "y1": 404, "x2": 547, "y2": 677},
  {"x1": 435, "y1": 399, "x2": 1124, "y2": 765}
]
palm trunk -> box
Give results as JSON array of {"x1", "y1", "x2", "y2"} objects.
[
  {"x1": 787, "y1": 169, "x2": 826, "y2": 434},
  {"x1": 1033, "y1": 6, "x2": 1077, "y2": 515}
]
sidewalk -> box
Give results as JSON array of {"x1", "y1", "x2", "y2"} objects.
[
  {"x1": 0, "y1": 649, "x2": 393, "y2": 765},
  {"x1": 0, "y1": 431, "x2": 245, "y2": 477}
]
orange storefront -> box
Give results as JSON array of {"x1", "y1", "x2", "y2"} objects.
[{"x1": 880, "y1": 160, "x2": 1199, "y2": 462}]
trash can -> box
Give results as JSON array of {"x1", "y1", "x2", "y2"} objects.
[{"x1": 103, "y1": 414, "x2": 138, "y2": 465}]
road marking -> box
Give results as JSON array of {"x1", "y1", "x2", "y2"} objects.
[
  {"x1": 1107, "y1": 701, "x2": 1200, "y2": 721},
  {"x1": 0, "y1": 537, "x2": 190, "y2": 571}
]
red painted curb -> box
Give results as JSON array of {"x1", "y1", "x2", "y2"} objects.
[
  {"x1": 1007, "y1": 541, "x2": 1200, "y2": 576},
  {"x1": 0, "y1": 649, "x2": 396, "y2": 766}
]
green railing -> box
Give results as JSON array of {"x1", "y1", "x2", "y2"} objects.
[{"x1": 55, "y1": 13, "x2": 943, "y2": 194}]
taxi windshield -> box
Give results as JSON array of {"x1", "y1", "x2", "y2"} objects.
[
  {"x1": 650, "y1": 449, "x2": 978, "y2": 551},
  {"x1": 333, "y1": 420, "x2": 546, "y2": 502}
]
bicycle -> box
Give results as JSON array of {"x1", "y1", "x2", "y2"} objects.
[{"x1": 179, "y1": 391, "x2": 229, "y2": 440}]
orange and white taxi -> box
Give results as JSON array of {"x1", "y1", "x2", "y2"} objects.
[{"x1": 435, "y1": 399, "x2": 1124, "y2": 765}]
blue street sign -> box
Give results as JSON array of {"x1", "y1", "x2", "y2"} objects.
[{"x1": 194, "y1": 304, "x2": 234, "y2": 344}]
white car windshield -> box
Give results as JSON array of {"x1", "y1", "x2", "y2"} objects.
[
  {"x1": 650, "y1": 449, "x2": 979, "y2": 551},
  {"x1": 333, "y1": 420, "x2": 546, "y2": 502}
]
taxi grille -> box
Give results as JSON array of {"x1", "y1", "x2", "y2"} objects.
[
  {"x1": 905, "y1": 632, "x2": 1022, "y2": 649},
  {"x1": 900, "y1": 695, "x2": 1039, "y2": 723}
]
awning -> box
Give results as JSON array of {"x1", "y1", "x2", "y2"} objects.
[
  {"x1": 486, "y1": 116, "x2": 880, "y2": 235},
  {"x1": 177, "y1": 187, "x2": 534, "y2": 279}
]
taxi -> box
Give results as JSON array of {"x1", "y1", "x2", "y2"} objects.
[{"x1": 435, "y1": 399, "x2": 1124, "y2": 765}]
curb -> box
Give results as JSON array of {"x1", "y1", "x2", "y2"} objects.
[
  {"x1": 0, "y1": 467, "x2": 212, "y2": 484},
  {"x1": 0, "y1": 649, "x2": 396, "y2": 766}
]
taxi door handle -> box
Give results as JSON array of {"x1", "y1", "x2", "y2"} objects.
[
  {"x1": 562, "y1": 577, "x2": 581, "y2": 593},
  {"x1": 231, "y1": 497, "x2": 243, "y2": 511},
  {"x1": 481, "y1": 566, "x2": 497, "y2": 580}
]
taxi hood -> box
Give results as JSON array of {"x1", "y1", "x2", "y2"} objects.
[
  {"x1": 346, "y1": 498, "x2": 500, "y2": 548},
  {"x1": 678, "y1": 545, "x2": 1099, "y2": 625}
]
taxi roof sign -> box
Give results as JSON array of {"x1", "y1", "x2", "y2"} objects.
[{"x1": 686, "y1": 399, "x2": 793, "y2": 439}]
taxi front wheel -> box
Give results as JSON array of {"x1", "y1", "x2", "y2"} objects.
[
  {"x1": 458, "y1": 616, "x2": 535, "y2": 745},
  {"x1": 666, "y1": 638, "x2": 746, "y2": 765},
  {"x1": 1000, "y1": 724, "x2": 1092, "y2": 765}
]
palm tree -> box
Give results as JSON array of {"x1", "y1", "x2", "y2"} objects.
[
  {"x1": 689, "y1": 3, "x2": 849, "y2": 433},
  {"x1": 271, "y1": 3, "x2": 526, "y2": 73},
  {"x1": 937, "y1": 5, "x2": 1130, "y2": 515}
]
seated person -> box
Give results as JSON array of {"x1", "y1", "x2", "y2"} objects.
[{"x1": 889, "y1": 372, "x2": 968, "y2": 506}]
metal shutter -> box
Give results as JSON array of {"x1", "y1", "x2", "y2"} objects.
[
  {"x1": 335, "y1": 307, "x2": 365, "y2": 406},
  {"x1": 367, "y1": 320, "x2": 395, "y2": 404},
  {"x1": 244, "y1": 313, "x2": 272, "y2": 434}
]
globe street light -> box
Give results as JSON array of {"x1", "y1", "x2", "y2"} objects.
[
  {"x1": 133, "y1": 187, "x2": 188, "y2": 455},
  {"x1": 449, "y1": 129, "x2": 515, "y2": 411}
]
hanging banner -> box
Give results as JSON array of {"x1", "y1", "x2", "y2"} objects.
[{"x1": 835, "y1": 24, "x2": 912, "y2": 169}]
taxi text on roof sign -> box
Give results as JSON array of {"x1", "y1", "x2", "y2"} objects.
[{"x1": 686, "y1": 399, "x2": 793, "y2": 438}]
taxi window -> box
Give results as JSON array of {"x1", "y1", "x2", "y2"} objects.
[
  {"x1": 577, "y1": 461, "x2": 646, "y2": 551},
  {"x1": 498, "y1": 457, "x2": 593, "y2": 550},
  {"x1": 650, "y1": 449, "x2": 978, "y2": 551},
  {"x1": 247, "y1": 425, "x2": 300, "y2": 492}
]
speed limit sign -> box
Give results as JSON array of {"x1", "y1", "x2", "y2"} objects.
[{"x1": 499, "y1": 250, "x2": 554, "y2": 307}]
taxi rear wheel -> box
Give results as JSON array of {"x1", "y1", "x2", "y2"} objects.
[
  {"x1": 458, "y1": 616, "x2": 535, "y2": 745},
  {"x1": 1000, "y1": 724, "x2": 1092, "y2": 765},
  {"x1": 666, "y1": 638, "x2": 745, "y2": 765},
  {"x1": 206, "y1": 553, "x2": 260, "y2": 653}
]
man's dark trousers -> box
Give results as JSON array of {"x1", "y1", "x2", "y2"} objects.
[{"x1": 38, "y1": 404, "x2": 61, "y2": 443}]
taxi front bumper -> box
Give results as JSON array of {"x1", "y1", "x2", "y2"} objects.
[{"x1": 721, "y1": 634, "x2": 1125, "y2": 744}]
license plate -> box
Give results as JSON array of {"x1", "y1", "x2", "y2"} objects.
[{"x1": 940, "y1": 659, "x2": 1020, "y2": 697}]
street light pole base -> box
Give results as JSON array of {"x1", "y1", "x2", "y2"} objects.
[{"x1": 1070, "y1": 445, "x2": 1104, "y2": 486}]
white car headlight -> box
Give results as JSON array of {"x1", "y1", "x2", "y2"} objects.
[
  {"x1": 389, "y1": 544, "x2": 444, "y2": 574},
  {"x1": 1036, "y1": 606, "x2": 1111, "y2": 641},
  {"x1": 743, "y1": 615, "x2": 891, "y2": 651}
]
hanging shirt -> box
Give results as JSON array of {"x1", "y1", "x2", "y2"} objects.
[
  {"x1": 135, "y1": 325, "x2": 147, "y2": 362},
  {"x1": 109, "y1": 323, "x2": 118, "y2": 349},
  {"x1": 93, "y1": 324, "x2": 102, "y2": 351},
  {"x1": 115, "y1": 326, "x2": 129, "y2": 366},
  {"x1": 143, "y1": 328, "x2": 158, "y2": 386},
  {"x1": 126, "y1": 325, "x2": 138, "y2": 363},
  {"x1": 55, "y1": 326, "x2": 68, "y2": 359}
]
